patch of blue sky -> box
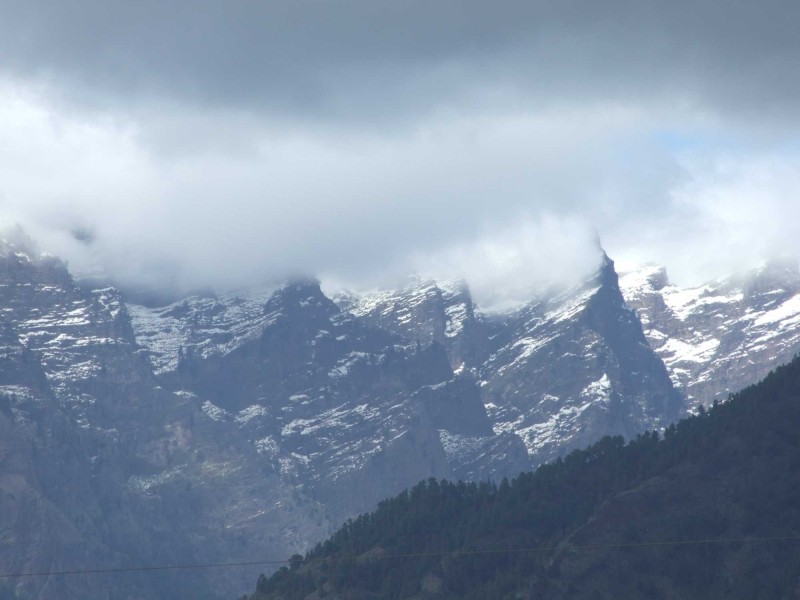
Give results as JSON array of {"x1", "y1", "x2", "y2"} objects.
[{"x1": 653, "y1": 129, "x2": 746, "y2": 154}]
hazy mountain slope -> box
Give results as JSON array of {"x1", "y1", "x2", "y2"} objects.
[
  {"x1": 0, "y1": 243, "x2": 329, "y2": 600},
  {"x1": 329, "y1": 255, "x2": 682, "y2": 467},
  {"x1": 1, "y1": 233, "x2": 772, "y2": 600},
  {"x1": 246, "y1": 355, "x2": 800, "y2": 600},
  {"x1": 127, "y1": 252, "x2": 682, "y2": 525},
  {"x1": 135, "y1": 279, "x2": 530, "y2": 523}
]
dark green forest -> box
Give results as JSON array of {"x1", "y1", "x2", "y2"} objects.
[{"x1": 243, "y1": 356, "x2": 800, "y2": 599}]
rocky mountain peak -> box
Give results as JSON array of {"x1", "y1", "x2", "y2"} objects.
[
  {"x1": 0, "y1": 235, "x2": 70, "y2": 286},
  {"x1": 742, "y1": 257, "x2": 800, "y2": 302},
  {"x1": 10, "y1": 237, "x2": 798, "y2": 600},
  {"x1": 621, "y1": 258, "x2": 800, "y2": 410},
  {"x1": 476, "y1": 253, "x2": 681, "y2": 464},
  {"x1": 597, "y1": 249, "x2": 617, "y2": 280},
  {"x1": 333, "y1": 277, "x2": 479, "y2": 370},
  {"x1": 618, "y1": 264, "x2": 670, "y2": 300},
  {"x1": 268, "y1": 278, "x2": 339, "y2": 320}
]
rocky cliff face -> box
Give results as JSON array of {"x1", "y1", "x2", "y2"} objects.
[
  {"x1": 132, "y1": 279, "x2": 530, "y2": 525},
  {"x1": 620, "y1": 259, "x2": 800, "y2": 409},
  {"x1": 478, "y1": 254, "x2": 681, "y2": 464},
  {"x1": 328, "y1": 256, "x2": 682, "y2": 465},
  {"x1": 0, "y1": 243, "x2": 328, "y2": 600},
  {"x1": 2, "y1": 235, "x2": 794, "y2": 599}
]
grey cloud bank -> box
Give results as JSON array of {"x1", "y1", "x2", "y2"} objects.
[
  {"x1": 2, "y1": 0, "x2": 799, "y2": 126},
  {"x1": 0, "y1": 1, "x2": 799, "y2": 303}
]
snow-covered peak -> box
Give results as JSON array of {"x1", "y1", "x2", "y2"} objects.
[
  {"x1": 619, "y1": 264, "x2": 669, "y2": 298},
  {"x1": 741, "y1": 257, "x2": 800, "y2": 302},
  {"x1": 0, "y1": 225, "x2": 41, "y2": 260},
  {"x1": 333, "y1": 277, "x2": 475, "y2": 359},
  {"x1": 128, "y1": 284, "x2": 282, "y2": 374},
  {"x1": 338, "y1": 279, "x2": 441, "y2": 319},
  {"x1": 621, "y1": 261, "x2": 800, "y2": 409}
]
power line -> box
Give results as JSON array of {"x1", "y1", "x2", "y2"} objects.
[
  {"x1": 3, "y1": 534, "x2": 800, "y2": 580},
  {"x1": 0, "y1": 559, "x2": 289, "y2": 580}
]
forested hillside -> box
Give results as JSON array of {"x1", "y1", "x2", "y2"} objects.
[{"x1": 245, "y1": 355, "x2": 800, "y2": 599}]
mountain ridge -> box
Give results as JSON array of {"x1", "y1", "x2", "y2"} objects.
[
  {"x1": 620, "y1": 258, "x2": 800, "y2": 409},
  {"x1": 244, "y1": 353, "x2": 800, "y2": 599},
  {"x1": 1, "y1": 234, "x2": 800, "y2": 599}
]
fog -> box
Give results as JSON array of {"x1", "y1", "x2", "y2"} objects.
[{"x1": 1, "y1": 1, "x2": 799, "y2": 306}]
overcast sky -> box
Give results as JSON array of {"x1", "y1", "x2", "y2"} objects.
[{"x1": 1, "y1": 0, "x2": 799, "y2": 306}]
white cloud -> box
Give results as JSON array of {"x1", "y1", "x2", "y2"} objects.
[
  {"x1": 0, "y1": 85, "x2": 638, "y2": 289},
  {"x1": 606, "y1": 149, "x2": 800, "y2": 285},
  {"x1": 0, "y1": 75, "x2": 798, "y2": 299},
  {"x1": 404, "y1": 216, "x2": 603, "y2": 311}
]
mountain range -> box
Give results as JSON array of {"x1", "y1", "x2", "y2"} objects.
[
  {"x1": 620, "y1": 259, "x2": 800, "y2": 408},
  {"x1": 1, "y1": 233, "x2": 799, "y2": 599},
  {"x1": 245, "y1": 352, "x2": 800, "y2": 599}
]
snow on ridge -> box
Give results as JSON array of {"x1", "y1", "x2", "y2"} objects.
[
  {"x1": 619, "y1": 265, "x2": 743, "y2": 322},
  {"x1": 437, "y1": 278, "x2": 469, "y2": 296},
  {"x1": 337, "y1": 278, "x2": 468, "y2": 322},
  {"x1": 515, "y1": 400, "x2": 596, "y2": 454},
  {"x1": 0, "y1": 384, "x2": 41, "y2": 402},
  {"x1": 545, "y1": 286, "x2": 600, "y2": 324},
  {"x1": 660, "y1": 337, "x2": 720, "y2": 365},
  {"x1": 339, "y1": 279, "x2": 442, "y2": 320},
  {"x1": 661, "y1": 287, "x2": 742, "y2": 322},
  {"x1": 127, "y1": 303, "x2": 185, "y2": 374},
  {"x1": 128, "y1": 467, "x2": 184, "y2": 493},
  {"x1": 255, "y1": 436, "x2": 279, "y2": 459},
  {"x1": 751, "y1": 292, "x2": 800, "y2": 327},
  {"x1": 202, "y1": 400, "x2": 229, "y2": 422},
  {"x1": 328, "y1": 351, "x2": 370, "y2": 379},
  {"x1": 281, "y1": 401, "x2": 380, "y2": 438},
  {"x1": 336, "y1": 288, "x2": 393, "y2": 318},
  {"x1": 618, "y1": 264, "x2": 667, "y2": 298},
  {"x1": 477, "y1": 298, "x2": 530, "y2": 315},
  {"x1": 444, "y1": 302, "x2": 468, "y2": 338},
  {"x1": 91, "y1": 288, "x2": 124, "y2": 319},
  {"x1": 484, "y1": 282, "x2": 605, "y2": 380},
  {"x1": 235, "y1": 404, "x2": 269, "y2": 425},
  {"x1": 128, "y1": 284, "x2": 282, "y2": 375},
  {"x1": 438, "y1": 429, "x2": 485, "y2": 461},
  {"x1": 494, "y1": 335, "x2": 554, "y2": 376},
  {"x1": 621, "y1": 262, "x2": 800, "y2": 408},
  {"x1": 581, "y1": 373, "x2": 611, "y2": 402}
]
